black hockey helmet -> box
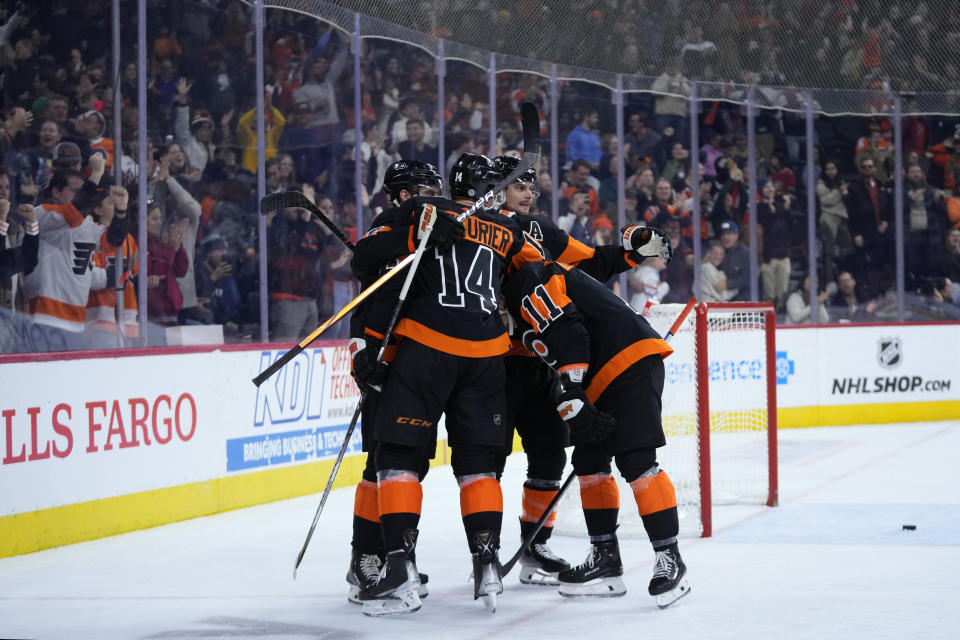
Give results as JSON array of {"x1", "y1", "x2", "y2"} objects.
[
  {"x1": 493, "y1": 155, "x2": 536, "y2": 185},
  {"x1": 383, "y1": 160, "x2": 443, "y2": 206},
  {"x1": 449, "y1": 152, "x2": 500, "y2": 201}
]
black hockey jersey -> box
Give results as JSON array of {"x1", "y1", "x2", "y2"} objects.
[
  {"x1": 352, "y1": 196, "x2": 545, "y2": 358},
  {"x1": 349, "y1": 205, "x2": 408, "y2": 362},
  {"x1": 503, "y1": 261, "x2": 673, "y2": 403},
  {"x1": 499, "y1": 211, "x2": 639, "y2": 358}
]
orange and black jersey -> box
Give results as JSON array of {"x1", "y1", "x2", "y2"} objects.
[
  {"x1": 350, "y1": 205, "x2": 407, "y2": 363},
  {"x1": 503, "y1": 261, "x2": 673, "y2": 403},
  {"x1": 352, "y1": 196, "x2": 545, "y2": 358},
  {"x1": 504, "y1": 211, "x2": 640, "y2": 282}
]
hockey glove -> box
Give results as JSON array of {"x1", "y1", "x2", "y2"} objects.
[
  {"x1": 621, "y1": 225, "x2": 673, "y2": 264},
  {"x1": 349, "y1": 338, "x2": 389, "y2": 391},
  {"x1": 555, "y1": 371, "x2": 617, "y2": 445},
  {"x1": 415, "y1": 203, "x2": 465, "y2": 251}
]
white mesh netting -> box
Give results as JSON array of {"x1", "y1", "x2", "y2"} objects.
[{"x1": 553, "y1": 302, "x2": 774, "y2": 539}]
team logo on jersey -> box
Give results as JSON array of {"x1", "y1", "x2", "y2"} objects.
[
  {"x1": 878, "y1": 337, "x2": 902, "y2": 368},
  {"x1": 528, "y1": 220, "x2": 544, "y2": 241},
  {"x1": 72, "y1": 242, "x2": 97, "y2": 275}
]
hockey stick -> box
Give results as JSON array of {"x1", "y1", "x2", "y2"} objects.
[
  {"x1": 501, "y1": 297, "x2": 699, "y2": 578},
  {"x1": 252, "y1": 102, "x2": 542, "y2": 388},
  {"x1": 251, "y1": 253, "x2": 413, "y2": 387},
  {"x1": 292, "y1": 205, "x2": 440, "y2": 578},
  {"x1": 260, "y1": 190, "x2": 356, "y2": 251}
]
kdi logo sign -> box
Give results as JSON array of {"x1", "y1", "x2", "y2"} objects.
[{"x1": 253, "y1": 349, "x2": 327, "y2": 426}]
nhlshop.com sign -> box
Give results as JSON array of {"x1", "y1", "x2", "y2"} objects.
[
  {"x1": 775, "y1": 323, "x2": 960, "y2": 409},
  {"x1": 832, "y1": 376, "x2": 951, "y2": 395}
]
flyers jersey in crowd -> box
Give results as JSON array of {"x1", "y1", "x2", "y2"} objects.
[
  {"x1": 86, "y1": 234, "x2": 139, "y2": 337},
  {"x1": 24, "y1": 203, "x2": 114, "y2": 332}
]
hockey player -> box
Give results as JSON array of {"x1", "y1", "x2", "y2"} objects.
[
  {"x1": 491, "y1": 155, "x2": 650, "y2": 585},
  {"x1": 350, "y1": 152, "x2": 545, "y2": 616},
  {"x1": 345, "y1": 160, "x2": 442, "y2": 604},
  {"x1": 501, "y1": 225, "x2": 691, "y2": 609}
]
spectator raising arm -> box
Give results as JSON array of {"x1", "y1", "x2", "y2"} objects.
[
  {"x1": 237, "y1": 96, "x2": 287, "y2": 173},
  {"x1": 162, "y1": 170, "x2": 201, "y2": 313},
  {"x1": 173, "y1": 78, "x2": 213, "y2": 172},
  {"x1": 0, "y1": 201, "x2": 39, "y2": 278}
]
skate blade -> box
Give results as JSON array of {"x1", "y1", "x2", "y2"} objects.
[
  {"x1": 481, "y1": 590, "x2": 497, "y2": 613},
  {"x1": 558, "y1": 576, "x2": 626, "y2": 598},
  {"x1": 518, "y1": 567, "x2": 560, "y2": 586},
  {"x1": 655, "y1": 577, "x2": 691, "y2": 609},
  {"x1": 347, "y1": 584, "x2": 361, "y2": 605},
  {"x1": 361, "y1": 590, "x2": 422, "y2": 617}
]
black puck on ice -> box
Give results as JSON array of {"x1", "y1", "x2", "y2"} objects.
[{"x1": 902, "y1": 524, "x2": 917, "y2": 530}]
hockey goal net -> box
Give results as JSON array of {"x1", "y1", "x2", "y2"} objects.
[{"x1": 553, "y1": 301, "x2": 778, "y2": 538}]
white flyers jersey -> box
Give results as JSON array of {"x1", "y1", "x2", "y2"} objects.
[{"x1": 24, "y1": 203, "x2": 109, "y2": 332}]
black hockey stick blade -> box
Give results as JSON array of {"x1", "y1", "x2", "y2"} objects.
[
  {"x1": 519, "y1": 101, "x2": 540, "y2": 155},
  {"x1": 258, "y1": 191, "x2": 356, "y2": 251},
  {"x1": 501, "y1": 471, "x2": 576, "y2": 577},
  {"x1": 456, "y1": 101, "x2": 541, "y2": 222}
]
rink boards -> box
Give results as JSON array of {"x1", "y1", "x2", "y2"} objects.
[
  {"x1": 1, "y1": 322, "x2": 959, "y2": 558},
  {"x1": 0, "y1": 341, "x2": 453, "y2": 558},
  {"x1": 775, "y1": 322, "x2": 960, "y2": 427}
]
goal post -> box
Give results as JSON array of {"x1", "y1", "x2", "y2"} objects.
[{"x1": 553, "y1": 301, "x2": 778, "y2": 539}]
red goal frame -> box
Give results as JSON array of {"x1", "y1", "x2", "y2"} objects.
[{"x1": 696, "y1": 302, "x2": 779, "y2": 537}]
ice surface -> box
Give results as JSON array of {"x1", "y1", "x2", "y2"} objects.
[{"x1": 1, "y1": 421, "x2": 958, "y2": 639}]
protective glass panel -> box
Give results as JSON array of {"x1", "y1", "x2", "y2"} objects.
[
  {"x1": 496, "y1": 71, "x2": 552, "y2": 216},
  {"x1": 556, "y1": 80, "x2": 618, "y2": 293},
  {"x1": 135, "y1": 0, "x2": 262, "y2": 346},
  {"x1": 443, "y1": 59, "x2": 492, "y2": 168},
  {"x1": 264, "y1": 12, "x2": 356, "y2": 342},
  {"x1": 815, "y1": 113, "x2": 893, "y2": 324}
]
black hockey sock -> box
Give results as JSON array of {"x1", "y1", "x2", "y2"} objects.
[
  {"x1": 583, "y1": 507, "x2": 619, "y2": 538},
  {"x1": 463, "y1": 511, "x2": 503, "y2": 543},
  {"x1": 352, "y1": 515, "x2": 383, "y2": 555},
  {"x1": 381, "y1": 513, "x2": 421, "y2": 553},
  {"x1": 520, "y1": 518, "x2": 554, "y2": 545},
  {"x1": 642, "y1": 507, "x2": 680, "y2": 551}
]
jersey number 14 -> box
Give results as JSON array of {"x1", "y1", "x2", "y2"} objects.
[{"x1": 435, "y1": 245, "x2": 497, "y2": 313}]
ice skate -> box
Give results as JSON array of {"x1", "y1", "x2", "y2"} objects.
[
  {"x1": 360, "y1": 530, "x2": 423, "y2": 617},
  {"x1": 346, "y1": 549, "x2": 382, "y2": 604},
  {"x1": 470, "y1": 530, "x2": 504, "y2": 613},
  {"x1": 648, "y1": 545, "x2": 690, "y2": 609},
  {"x1": 557, "y1": 540, "x2": 626, "y2": 598},
  {"x1": 348, "y1": 551, "x2": 429, "y2": 604},
  {"x1": 518, "y1": 542, "x2": 571, "y2": 586}
]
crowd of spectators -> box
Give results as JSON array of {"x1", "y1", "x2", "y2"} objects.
[{"x1": 2, "y1": 1, "x2": 960, "y2": 354}]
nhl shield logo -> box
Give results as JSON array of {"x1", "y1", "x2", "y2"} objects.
[
  {"x1": 878, "y1": 338, "x2": 902, "y2": 368},
  {"x1": 493, "y1": 414, "x2": 502, "y2": 426}
]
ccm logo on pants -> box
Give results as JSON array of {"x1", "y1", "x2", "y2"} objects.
[{"x1": 396, "y1": 417, "x2": 434, "y2": 427}]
